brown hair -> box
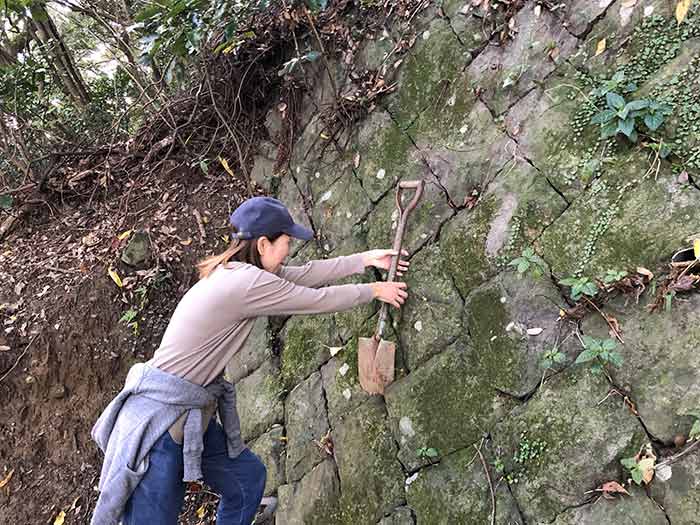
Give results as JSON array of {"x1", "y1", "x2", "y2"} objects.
[{"x1": 197, "y1": 229, "x2": 284, "y2": 279}]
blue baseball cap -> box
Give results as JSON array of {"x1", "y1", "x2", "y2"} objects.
[{"x1": 229, "y1": 197, "x2": 314, "y2": 241}]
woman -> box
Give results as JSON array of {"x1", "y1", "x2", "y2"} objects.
[{"x1": 91, "y1": 196, "x2": 409, "y2": 525}]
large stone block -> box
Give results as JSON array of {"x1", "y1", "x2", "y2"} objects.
[
  {"x1": 406, "y1": 446, "x2": 522, "y2": 524},
  {"x1": 226, "y1": 316, "x2": 271, "y2": 384},
  {"x1": 249, "y1": 425, "x2": 286, "y2": 497},
  {"x1": 320, "y1": 355, "x2": 371, "y2": 426},
  {"x1": 491, "y1": 368, "x2": 643, "y2": 523},
  {"x1": 276, "y1": 459, "x2": 340, "y2": 525},
  {"x1": 582, "y1": 294, "x2": 700, "y2": 442},
  {"x1": 385, "y1": 344, "x2": 513, "y2": 471},
  {"x1": 236, "y1": 359, "x2": 284, "y2": 441},
  {"x1": 552, "y1": 486, "x2": 667, "y2": 525},
  {"x1": 332, "y1": 397, "x2": 405, "y2": 524},
  {"x1": 280, "y1": 313, "x2": 340, "y2": 388},
  {"x1": 284, "y1": 372, "x2": 330, "y2": 483}
]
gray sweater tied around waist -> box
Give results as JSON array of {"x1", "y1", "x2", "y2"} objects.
[{"x1": 90, "y1": 363, "x2": 244, "y2": 525}]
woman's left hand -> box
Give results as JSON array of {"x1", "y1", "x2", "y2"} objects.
[{"x1": 362, "y1": 249, "x2": 410, "y2": 277}]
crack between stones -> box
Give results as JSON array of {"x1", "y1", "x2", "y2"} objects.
[
  {"x1": 506, "y1": 482, "x2": 529, "y2": 525},
  {"x1": 575, "y1": 0, "x2": 621, "y2": 41}
]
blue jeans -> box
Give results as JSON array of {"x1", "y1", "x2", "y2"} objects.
[{"x1": 123, "y1": 420, "x2": 267, "y2": 525}]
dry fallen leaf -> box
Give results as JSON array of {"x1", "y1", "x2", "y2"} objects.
[
  {"x1": 108, "y1": 268, "x2": 123, "y2": 288},
  {"x1": 527, "y1": 327, "x2": 544, "y2": 336},
  {"x1": 694, "y1": 238, "x2": 700, "y2": 259},
  {"x1": 595, "y1": 38, "x2": 607, "y2": 56},
  {"x1": 0, "y1": 345, "x2": 10, "y2": 352},
  {"x1": 639, "y1": 457, "x2": 656, "y2": 484},
  {"x1": 53, "y1": 511, "x2": 66, "y2": 525},
  {"x1": 599, "y1": 480, "x2": 630, "y2": 497},
  {"x1": 353, "y1": 152, "x2": 361, "y2": 168},
  {"x1": 196, "y1": 505, "x2": 206, "y2": 519},
  {"x1": 218, "y1": 156, "x2": 235, "y2": 178},
  {"x1": 676, "y1": 0, "x2": 692, "y2": 24},
  {"x1": 637, "y1": 267, "x2": 654, "y2": 279},
  {"x1": 117, "y1": 230, "x2": 132, "y2": 241}
]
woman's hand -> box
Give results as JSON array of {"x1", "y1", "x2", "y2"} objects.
[
  {"x1": 362, "y1": 249, "x2": 410, "y2": 277},
  {"x1": 370, "y1": 281, "x2": 408, "y2": 308}
]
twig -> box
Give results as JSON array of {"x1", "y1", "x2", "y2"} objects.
[
  {"x1": 474, "y1": 441, "x2": 496, "y2": 525},
  {"x1": 0, "y1": 333, "x2": 40, "y2": 384},
  {"x1": 583, "y1": 296, "x2": 624, "y2": 344},
  {"x1": 656, "y1": 439, "x2": 700, "y2": 468}
]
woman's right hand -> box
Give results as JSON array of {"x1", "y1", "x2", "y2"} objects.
[{"x1": 370, "y1": 281, "x2": 408, "y2": 308}]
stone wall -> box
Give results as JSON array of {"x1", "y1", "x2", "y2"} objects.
[{"x1": 232, "y1": 2, "x2": 700, "y2": 523}]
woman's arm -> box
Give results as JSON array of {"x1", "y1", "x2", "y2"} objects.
[
  {"x1": 240, "y1": 266, "x2": 408, "y2": 317},
  {"x1": 277, "y1": 249, "x2": 410, "y2": 288}
]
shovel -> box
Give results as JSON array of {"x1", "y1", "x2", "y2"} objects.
[{"x1": 358, "y1": 180, "x2": 424, "y2": 395}]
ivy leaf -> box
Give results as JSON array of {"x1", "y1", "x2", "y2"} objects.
[
  {"x1": 644, "y1": 112, "x2": 665, "y2": 131},
  {"x1": 575, "y1": 349, "x2": 598, "y2": 364},
  {"x1": 617, "y1": 116, "x2": 635, "y2": 137},
  {"x1": 625, "y1": 99, "x2": 650, "y2": 111},
  {"x1": 591, "y1": 109, "x2": 616, "y2": 124},
  {"x1": 601, "y1": 120, "x2": 618, "y2": 138},
  {"x1": 0, "y1": 194, "x2": 12, "y2": 209},
  {"x1": 689, "y1": 419, "x2": 700, "y2": 441},
  {"x1": 606, "y1": 92, "x2": 625, "y2": 110}
]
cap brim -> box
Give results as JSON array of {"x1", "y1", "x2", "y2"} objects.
[{"x1": 284, "y1": 223, "x2": 314, "y2": 241}]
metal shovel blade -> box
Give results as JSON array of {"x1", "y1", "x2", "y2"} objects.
[{"x1": 358, "y1": 336, "x2": 385, "y2": 395}]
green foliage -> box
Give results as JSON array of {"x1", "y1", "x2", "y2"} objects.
[
  {"x1": 513, "y1": 433, "x2": 547, "y2": 466},
  {"x1": 0, "y1": 195, "x2": 13, "y2": 210},
  {"x1": 416, "y1": 447, "x2": 439, "y2": 460},
  {"x1": 590, "y1": 91, "x2": 672, "y2": 142},
  {"x1": 540, "y1": 347, "x2": 566, "y2": 370},
  {"x1": 620, "y1": 456, "x2": 645, "y2": 485},
  {"x1": 508, "y1": 247, "x2": 547, "y2": 278},
  {"x1": 601, "y1": 269, "x2": 627, "y2": 285},
  {"x1": 119, "y1": 308, "x2": 139, "y2": 336},
  {"x1": 575, "y1": 336, "x2": 623, "y2": 374},
  {"x1": 559, "y1": 276, "x2": 598, "y2": 301},
  {"x1": 689, "y1": 415, "x2": 700, "y2": 441}
]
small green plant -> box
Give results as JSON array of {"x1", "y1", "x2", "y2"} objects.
[
  {"x1": 119, "y1": 308, "x2": 139, "y2": 336},
  {"x1": 509, "y1": 247, "x2": 547, "y2": 278},
  {"x1": 686, "y1": 412, "x2": 700, "y2": 441},
  {"x1": 621, "y1": 456, "x2": 648, "y2": 485},
  {"x1": 601, "y1": 269, "x2": 628, "y2": 285},
  {"x1": 493, "y1": 457, "x2": 505, "y2": 475},
  {"x1": 540, "y1": 347, "x2": 567, "y2": 370},
  {"x1": 559, "y1": 276, "x2": 599, "y2": 301},
  {"x1": 416, "y1": 447, "x2": 440, "y2": 461},
  {"x1": 575, "y1": 336, "x2": 623, "y2": 374},
  {"x1": 591, "y1": 71, "x2": 637, "y2": 98},
  {"x1": 513, "y1": 432, "x2": 547, "y2": 466},
  {"x1": 591, "y1": 91, "x2": 672, "y2": 142}
]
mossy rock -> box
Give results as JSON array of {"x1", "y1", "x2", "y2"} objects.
[
  {"x1": 439, "y1": 199, "x2": 499, "y2": 299},
  {"x1": 385, "y1": 343, "x2": 514, "y2": 471},
  {"x1": 377, "y1": 506, "x2": 414, "y2": 525},
  {"x1": 465, "y1": 272, "x2": 577, "y2": 398},
  {"x1": 276, "y1": 459, "x2": 341, "y2": 525},
  {"x1": 464, "y1": 3, "x2": 577, "y2": 116},
  {"x1": 311, "y1": 172, "x2": 372, "y2": 253},
  {"x1": 277, "y1": 170, "x2": 312, "y2": 231},
  {"x1": 552, "y1": 486, "x2": 667, "y2": 524},
  {"x1": 491, "y1": 367, "x2": 643, "y2": 523},
  {"x1": 537, "y1": 148, "x2": 700, "y2": 278},
  {"x1": 284, "y1": 371, "x2": 330, "y2": 483},
  {"x1": 235, "y1": 359, "x2": 284, "y2": 441},
  {"x1": 383, "y1": 16, "x2": 472, "y2": 129},
  {"x1": 397, "y1": 243, "x2": 464, "y2": 370},
  {"x1": 353, "y1": 109, "x2": 417, "y2": 202},
  {"x1": 582, "y1": 294, "x2": 700, "y2": 442},
  {"x1": 280, "y1": 314, "x2": 340, "y2": 389},
  {"x1": 406, "y1": 445, "x2": 522, "y2": 524},
  {"x1": 320, "y1": 355, "x2": 372, "y2": 426},
  {"x1": 248, "y1": 425, "x2": 286, "y2": 497},
  {"x1": 226, "y1": 316, "x2": 271, "y2": 384},
  {"x1": 331, "y1": 397, "x2": 405, "y2": 525}
]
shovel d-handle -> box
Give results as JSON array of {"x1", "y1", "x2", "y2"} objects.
[{"x1": 375, "y1": 179, "x2": 425, "y2": 339}]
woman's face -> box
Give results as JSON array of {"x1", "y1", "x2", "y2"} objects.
[{"x1": 258, "y1": 234, "x2": 291, "y2": 273}]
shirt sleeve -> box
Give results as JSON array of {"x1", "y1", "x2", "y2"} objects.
[
  {"x1": 240, "y1": 266, "x2": 375, "y2": 317},
  {"x1": 276, "y1": 253, "x2": 366, "y2": 288}
]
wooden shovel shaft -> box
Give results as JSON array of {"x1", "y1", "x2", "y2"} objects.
[{"x1": 375, "y1": 180, "x2": 424, "y2": 339}]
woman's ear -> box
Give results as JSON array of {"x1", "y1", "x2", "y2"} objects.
[{"x1": 256, "y1": 237, "x2": 268, "y2": 255}]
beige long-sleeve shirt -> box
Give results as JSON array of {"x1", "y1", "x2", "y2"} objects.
[{"x1": 148, "y1": 253, "x2": 373, "y2": 386}]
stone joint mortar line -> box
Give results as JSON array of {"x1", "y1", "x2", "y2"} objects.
[{"x1": 574, "y1": 0, "x2": 622, "y2": 41}]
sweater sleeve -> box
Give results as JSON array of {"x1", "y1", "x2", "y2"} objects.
[
  {"x1": 276, "y1": 253, "x2": 366, "y2": 288},
  {"x1": 240, "y1": 266, "x2": 375, "y2": 317}
]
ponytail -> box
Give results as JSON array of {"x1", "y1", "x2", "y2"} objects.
[{"x1": 197, "y1": 240, "x2": 248, "y2": 279}]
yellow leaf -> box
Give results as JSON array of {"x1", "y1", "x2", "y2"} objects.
[
  {"x1": 53, "y1": 511, "x2": 66, "y2": 525},
  {"x1": 320, "y1": 132, "x2": 330, "y2": 140},
  {"x1": 676, "y1": 0, "x2": 692, "y2": 24},
  {"x1": 108, "y1": 268, "x2": 123, "y2": 288},
  {"x1": 179, "y1": 238, "x2": 193, "y2": 246},
  {"x1": 595, "y1": 38, "x2": 606, "y2": 56},
  {"x1": 638, "y1": 457, "x2": 656, "y2": 484},
  {"x1": 218, "y1": 156, "x2": 235, "y2": 178},
  {"x1": 118, "y1": 230, "x2": 132, "y2": 241},
  {"x1": 0, "y1": 468, "x2": 14, "y2": 488},
  {"x1": 694, "y1": 239, "x2": 700, "y2": 259},
  {"x1": 196, "y1": 505, "x2": 206, "y2": 519}
]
